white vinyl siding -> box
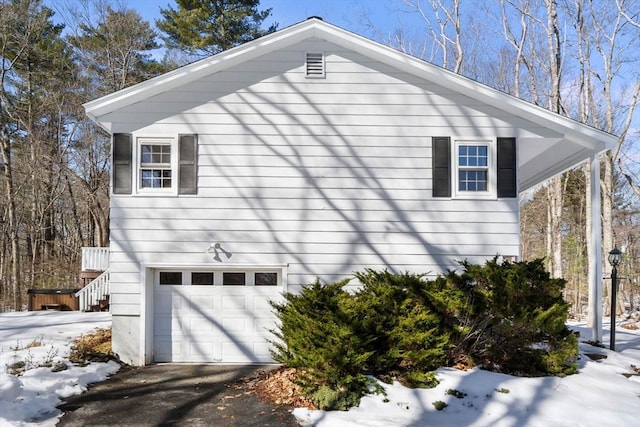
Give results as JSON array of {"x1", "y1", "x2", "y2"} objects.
[{"x1": 107, "y1": 39, "x2": 526, "y2": 363}]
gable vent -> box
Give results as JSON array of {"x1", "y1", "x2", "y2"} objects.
[{"x1": 306, "y1": 52, "x2": 325, "y2": 78}]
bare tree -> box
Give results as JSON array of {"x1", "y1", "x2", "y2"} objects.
[{"x1": 401, "y1": 0, "x2": 464, "y2": 72}]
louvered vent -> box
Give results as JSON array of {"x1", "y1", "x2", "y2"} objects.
[{"x1": 306, "y1": 52, "x2": 325, "y2": 78}]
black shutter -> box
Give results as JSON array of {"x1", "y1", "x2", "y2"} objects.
[
  {"x1": 113, "y1": 133, "x2": 132, "y2": 194},
  {"x1": 178, "y1": 134, "x2": 197, "y2": 195},
  {"x1": 432, "y1": 136, "x2": 451, "y2": 198},
  {"x1": 497, "y1": 137, "x2": 517, "y2": 198}
]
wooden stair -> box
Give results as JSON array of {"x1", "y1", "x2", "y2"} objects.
[
  {"x1": 90, "y1": 294, "x2": 110, "y2": 312},
  {"x1": 76, "y1": 268, "x2": 110, "y2": 312}
]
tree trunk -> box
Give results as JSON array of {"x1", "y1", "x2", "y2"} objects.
[
  {"x1": 548, "y1": 177, "x2": 564, "y2": 278},
  {"x1": 1, "y1": 136, "x2": 21, "y2": 309},
  {"x1": 602, "y1": 151, "x2": 614, "y2": 313}
]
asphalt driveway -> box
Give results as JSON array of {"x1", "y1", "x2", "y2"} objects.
[{"x1": 57, "y1": 364, "x2": 299, "y2": 426}]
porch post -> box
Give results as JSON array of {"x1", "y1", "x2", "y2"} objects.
[{"x1": 588, "y1": 154, "x2": 602, "y2": 342}]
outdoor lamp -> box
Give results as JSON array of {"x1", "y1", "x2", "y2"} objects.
[
  {"x1": 608, "y1": 247, "x2": 621, "y2": 351},
  {"x1": 608, "y1": 247, "x2": 621, "y2": 267}
]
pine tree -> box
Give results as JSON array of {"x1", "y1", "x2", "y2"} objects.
[
  {"x1": 68, "y1": 7, "x2": 163, "y2": 94},
  {"x1": 156, "y1": 0, "x2": 278, "y2": 59}
]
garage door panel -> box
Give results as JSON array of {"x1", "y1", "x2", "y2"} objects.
[
  {"x1": 255, "y1": 317, "x2": 278, "y2": 333},
  {"x1": 252, "y1": 298, "x2": 274, "y2": 312},
  {"x1": 153, "y1": 271, "x2": 282, "y2": 363},
  {"x1": 254, "y1": 341, "x2": 272, "y2": 359},
  {"x1": 155, "y1": 338, "x2": 183, "y2": 362},
  {"x1": 221, "y1": 340, "x2": 267, "y2": 363},
  {"x1": 155, "y1": 293, "x2": 173, "y2": 312},
  {"x1": 154, "y1": 315, "x2": 185, "y2": 335},
  {"x1": 222, "y1": 316, "x2": 249, "y2": 334},
  {"x1": 189, "y1": 315, "x2": 222, "y2": 332},
  {"x1": 189, "y1": 294, "x2": 217, "y2": 310},
  {"x1": 188, "y1": 341, "x2": 217, "y2": 360},
  {"x1": 221, "y1": 294, "x2": 248, "y2": 312}
]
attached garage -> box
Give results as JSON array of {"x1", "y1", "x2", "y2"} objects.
[{"x1": 148, "y1": 266, "x2": 286, "y2": 363}]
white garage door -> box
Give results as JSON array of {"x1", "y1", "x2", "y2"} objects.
[{"x1": 153, "y1": 269, "x2": 283, "y2": 363}]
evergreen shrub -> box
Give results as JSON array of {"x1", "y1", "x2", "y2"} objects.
[
  {"x1": 269, "y1": 279, "x2": 377, "y2": 410},
  {"x1": 445, "y1": 258, "x2": 578, "y2": 376},
  {"x1": 269, "y1": 258, "x2": 578, "y2": 410}
]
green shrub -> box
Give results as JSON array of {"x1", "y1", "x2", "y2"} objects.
[
  {"x1": 269, "y1": 258, "x2": 579, "y2": 410},
  {"x1": 447, "y1": 258, "x2": 578, "y2": 376},
  {"x1": 350, "y1": 270, "x2": 450, "y2": 385},
  {"x1": 269, "y1": 279, "x2": 378, "y2": 409}
]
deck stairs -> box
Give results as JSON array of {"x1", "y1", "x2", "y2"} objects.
[{"x1": 77, "y1": 247, "x2": 110, "y2": 312}]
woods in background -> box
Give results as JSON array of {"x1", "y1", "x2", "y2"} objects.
[{"x1": 0, "y1": 0, "x2": 638, "y2": 314}]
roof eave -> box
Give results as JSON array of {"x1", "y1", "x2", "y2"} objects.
[
  {"x1": 85, "y1": 17, "x2": 619, "y2": 154},
  {"x1": 83, "y1": 19, "x2": 324, "y2": 120},
  {"x1": 309, "y1": 22, "x2": 619, "y2": 151}
]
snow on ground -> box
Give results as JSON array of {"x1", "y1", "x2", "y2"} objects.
[
  {"x1": 294, "y1": 319, "x2": 640, "y2": 427},
  {"x1": 0, "y1": 311, "x2": 119, "y2": 426},
  {"x1": 0, "y1": 312, "x2": 638, "y2": 427}
]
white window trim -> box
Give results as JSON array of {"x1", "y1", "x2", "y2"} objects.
[
  {"x1": 135, "y1": 137, "x2": 178, "y2": 195},
  {"x1": 453, "y1": 139, "x2": 496, "y2": 199}
]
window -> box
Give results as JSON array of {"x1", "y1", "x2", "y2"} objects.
[
  {"x1": 452, "y1": 140, "x2": 495, "y2": 198},
  {"x1": 192, "y1": 272, "x2": 214, "y2": 286},
  {"x1": 458, "y1": 145, "x2": 488, "y2": 192},
  {"x1": 223, "y1": 272, "x2": 246, "y2": 286},
  {"x1": 128, "y1": 135, "x2": 197, "y2": 195},
  {"x1": 155, "y1": 268, "x2": 285, "y2": 287},
  {"x1": 433, "y1": 137, "x2": 516, "y2": 199},
  {"x1": 140, "y1": 142, "x2": 172, "y2": 189},
  {"x1": 159, "y1": 271, "x2": 182, "y2": 285},
  {"x1": 255, "y1": 272, "x2": 277, "y2": 286}
]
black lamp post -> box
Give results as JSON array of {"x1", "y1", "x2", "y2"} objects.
[{"x1": 608, "y1": 247, "x2": 622, "y2": 351}]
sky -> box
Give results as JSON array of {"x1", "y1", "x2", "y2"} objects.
[
  {"x1": 1, "y1": 311, "x2": 639, "y2": 426},
  {"x1": 41, "y1": 0, "x2": 638, "y2": 160},
  {"x1": 45, "y1": 0, "x2": 423, "y2": 47},
  {"x1": 131, "y1": 0, "x2": 411, "y2": 39}
]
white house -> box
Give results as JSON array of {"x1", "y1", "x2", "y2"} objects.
[{"x1": 84, "y1": 18, "x2": 616, "y2": 366}]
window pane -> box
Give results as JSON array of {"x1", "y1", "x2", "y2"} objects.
[
  {"x1": 159, "y1": 271, "x2": 182, "y2": 285},
  {"x1": 141, "y1": 170, "x2": 153, "y2": 187},
  {"x1": 141, "y1": 145, "x2": 152, "y2": 163},
  {"x1": 458, "y1": 146, "x2": 468, "y2": 166},
  {"x1": 141, "y1": 144, "x2": 171, "y2": 165},
  {"x1": 192, "y1": 272, "x2": 214, "y2": 285},
  {"x1": 141, "y1": 168, "x2": 171, "y2": 188},
  {"x1": 459, "y1": 145, "x2": 488, "y2": 168},
  {"x1": 459, "y1": 170, "x2": 487, "y2": 192},
  {"x1": 161, "y1": 145, "x2": 171, "y2": 163},
  {"x1": 255, "y1": 273, "x2": 277, "y2": 286},
  {"x1": 477, "y1": 180, "x2": 487, "y2": 191},
  {"x1": 223, "y1": 272, "x2": 245, "y2": 286}
]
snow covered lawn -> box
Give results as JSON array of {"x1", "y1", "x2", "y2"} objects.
[
  {"x1": 0, "y1": 311, "x2": 639, "y2": 426},
  {"x1": 0, "y1": 311, "x2": 119, "y2": 426},
  {"x1": 295, "y1": 320, "x2": 640, "y2": 427}
]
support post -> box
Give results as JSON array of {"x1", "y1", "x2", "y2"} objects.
[
  {"x1": 588, "y1": 155, "x2": 602, "y2": 343},
  {"x1": 610, "y1": 263, "x2": 618, "y2": 350}
]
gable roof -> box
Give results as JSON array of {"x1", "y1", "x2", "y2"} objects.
[{"x1": 85, "y1": 17, "x2": 617, "y2": 191}]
